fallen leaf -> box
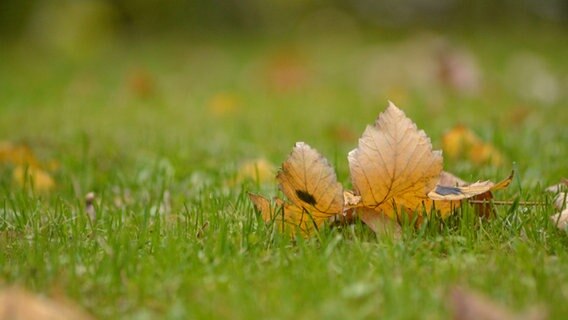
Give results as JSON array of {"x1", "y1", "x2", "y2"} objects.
[
  {"x1": 12, "y1": 165, "x2": 55, "y2": 192},
  {"x1": 442, "y1": 124, "x2": 504, "y2": 166},
  {"x1": 249, "y1": 193, "x2": 318, "y2": 237},
  {"x1": 262, "y1": 47, "x2": 311, "y2": 93},
  {"x1": 349, "y1": 102, "x2": 512, "y2": 227},
  {"x1": 250, "y1": 102, "x2": 513, "y2": 236},
  {"x1": 449, "y1": 286, "x2": 546, "y2": 320},
  {"x1": 429, "y1": 170, "x2": 513, "y2": 219},
  {"x1": 277, "y1": 142, "x2": 344, "y2": 215},
  {"x1": 546, "y1": 179, "x2": 568, "y2": 230},
  {"x1": 249, "y1": 142, "x2": 344, "y2": 236},
  {"x1": 207, "y1": 91, "x2": 240, "y2": 117},
  {"x1": 437, "y1": 46, "x2": 481, "y2": 95},
  {"x1": 1, "y1": 141, "x2": 57, "y2": 192},
  {"x1": 348, "y1": 101, "x2": 445, "y2": 220},
  {"x1": 358, "y1": 207, "x2": 401, "y2": 237},
  {"x1": 550, "y1": 210, "x2": 568, "y2": 230},
  {"x1": 0, "y1": 142, "x2": 40, "y2": 168},
  {"x1": 127, "y1": 68, "x2": 156, "y2": 99},
  {"x1": 232, "y1": 158, "x2": 275, "y2": 185},
  {"x1": 0, "y1": 286, "x2": 93, "y2": 320},
  {"x1": 429, "y1": 171, "x2": 514, "y2": 201}
]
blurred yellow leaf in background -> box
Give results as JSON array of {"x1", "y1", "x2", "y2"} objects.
[
  {"x1": 233, "y1": 158, "x2": 276, "y2": 185},
  {"x1": 13, "y1": 166, "x2": 55, "y2": 192},
  {"x1": 0, "y1": 142, "x2": 40, "y2": 167},
  {"x1": 442, "y1": 124, "x2": 504, "y2": 166},
  {"x1": 1, "y1": 141, "x2": 56, "y2": 192},
  {"x1": 208, "y1": 92, "x2": 241, "y2": 117}
]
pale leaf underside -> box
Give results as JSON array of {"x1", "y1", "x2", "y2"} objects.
[
  {"x1": 546, "y1": 179, "x2": 568, "y2": 230},
  {"x1": 428, "y1": 171, "x2": 514, "y2": 201}
]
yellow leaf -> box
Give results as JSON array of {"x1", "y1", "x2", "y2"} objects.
[
  {"x1": 442, "y1": 124, "x2": 504, "y2": 166},
  {"x1": 429, "y1": 171, "x2": 513, "y2": 218},
  {"x1": 441, "y1": 125, "x2": 477, "y2": 159},
  {"x1": 358, "y1": 207, "x2": 401, "y2": 237},
  {"x1": 207, "y1": 92, "x2": 240, "y2": 117},
  {"x1": 348, "y1": 101, "x2": 443, "y2": 219},
  {"x1": 232, "y1": 158, "x2": 275, "y2": 185},
  {"x1": 13, "y1": 165, "x2": 55, "y2": 192},
  {"x1": 250, "y1": 142, "x2": 345, "y2": 237},
  {"x1": 0, "y1": 142, "x2": 40, "y2": 167},
  {"x1": 277, "y1": 142, "x2": 344, "y2": 217},
  {"x1": 248, "y1": 193, "x2": 319, "y2": 237},
  {"x1": 428, "y1": 171, "x2": 514, "y2": 201}
]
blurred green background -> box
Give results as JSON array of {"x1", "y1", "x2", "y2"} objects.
[
  {"x1": 1, "y1": 0, "x2": 567, "y2": 184},
  {"x1": 1, "y1": 0, "x2": 567, "y2": 42}
]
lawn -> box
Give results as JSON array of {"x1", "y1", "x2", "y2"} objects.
[{"x1": 1, "y1": 25, "x2": 568, "y2": 319}]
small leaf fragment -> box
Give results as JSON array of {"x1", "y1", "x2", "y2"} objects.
[
  {"x1": 546, "y1": 179, "x2": 568, "y2": 230},
  {"x1": 428, "y1": 171, "x2": 514, "y2": 201},
  {"x1": 550, "y1": 210, "x2": 568, "y2": 230},
  {"x1": 358, "y1": 207, "x2": 401, "y2": 237}
]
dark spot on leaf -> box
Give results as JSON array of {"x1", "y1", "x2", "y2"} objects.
[
  {"x1": 296, "y1": 190, "x2": 317, "y2": 206},
  {"x1": 435, "y1": 185, "x2": 463, "y2": 196}
]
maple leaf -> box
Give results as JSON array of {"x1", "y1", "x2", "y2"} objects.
[
  {"x1": 348, "y1": 102, "x2": 512, "y2": 226},
  {"x1": 348, "y1": 101, "x2": 445, "y2": 219},
  {"x1": 249, "y1": 142, "x2": 344, "y2": 237},
  {"x1": 249, "y1": 102, "x2": 513, "y2": 237}
]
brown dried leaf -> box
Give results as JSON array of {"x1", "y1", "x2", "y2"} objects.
[
  {"x1": 250, "y1": 142, "x2": 344, "y2": 237},
  {"x1": 429, "y1": 171, "x2": 514, "y2": 201},
  {"x1": 12, "y1": 165, "x2": 55, "y2": 192},
  {"x1": 430, "y1": 171, "x2": 513, "y2": 218},
  {"x1": 546, "y1": 180, "x2": 568, "y2": 230},
  {"x1": 450, "y1": 287, "x2": 546, "y2": 320},
  {"x1": 0, "y1": 142, "x2": 40, "y2": 167},
  {"x1": 442, "y1": 124, "x2": 504, "y2": 166},
  {"x1": 207, "y1": 91, "x2": 241, "y2": 117},
  {"x1": 348, "y1": 101, "x2": 444, "y2": 219},
  {"x1": 0, "y1": 287, "x2": 93, "y2": 320},
  {"x1": 550, "y1": 210, "x2": 568, "y2": 230},
  {"x1": 248, "y1": 193, "x2": 319, "y2": 237},
  {"x1": 277, "y1": 142, "x2": 344, "y2": 217},
  {"x1": 358, "y1": 207, "x2": 401, "y2": 237},
  {"x1": 229, "y1": 158, "x2": 276, "y2": 186}
]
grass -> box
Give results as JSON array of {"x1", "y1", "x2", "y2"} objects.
[{"x1": 1, "y1": 26, "x2": 568, "y2": 319}]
